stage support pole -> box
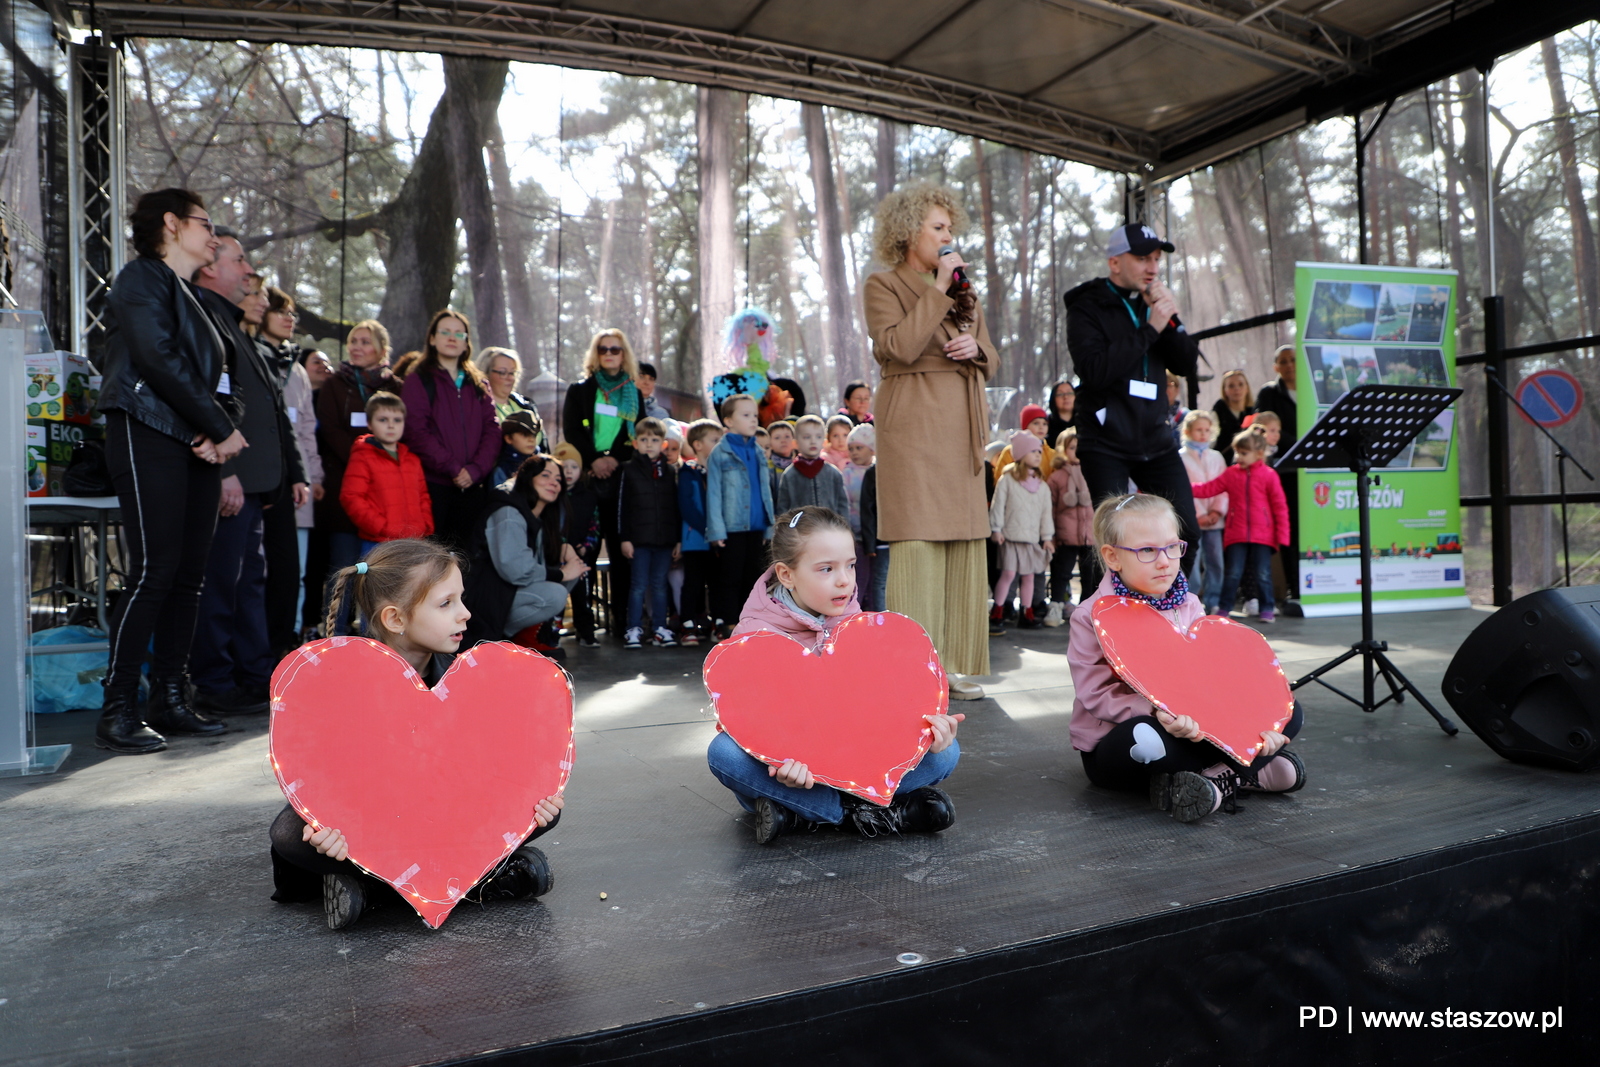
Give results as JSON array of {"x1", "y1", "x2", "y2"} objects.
[{"x1": 1485, "y1": 296, "x2": 1512, "y2": 605}]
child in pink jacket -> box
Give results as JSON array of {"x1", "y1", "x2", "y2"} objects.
[
  {"x1": 1187, "y1": 431, "x2": 1291, "y2": 623},
  {"x1": 1067, "y1": 492, "x2": 1305, "y2": 823},
  {"x1": 705, "y1": 506, "x2": 963, "y2": 844},
  {"x1": 1047, "y1": 429, "x2": 1093, "y2": 618}
]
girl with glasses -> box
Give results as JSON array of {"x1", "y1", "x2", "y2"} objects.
[{"x1": 1067, "y1": 492, "x2": 1305, "y2": 823}]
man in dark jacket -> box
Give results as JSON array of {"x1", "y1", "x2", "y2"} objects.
[
  {"x1": 1064, "y1": 223, "x2": 1202, "y2": 582},
  {"x1": 191, "y1": 233, "x2": 307, "y2": 714}
]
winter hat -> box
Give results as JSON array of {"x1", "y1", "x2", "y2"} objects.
[
  {"x1": 1009, "y1": 429, "x2": 1043, "y2": 460},
  {"x1": 846, "y1": 423, "x2": 876, "y2": 448},
  {"x1": 1020, "y1": 404, "x2": 1048, "y2": 429}
]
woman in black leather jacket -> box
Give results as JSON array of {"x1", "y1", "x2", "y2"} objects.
[{"x1": 95, "y1": 188, "x2": 248, "y2": 755}]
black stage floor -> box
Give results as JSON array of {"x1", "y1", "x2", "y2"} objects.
[{"x1": 6, "y1": 605, "x2": 1600, "y2": 1065}]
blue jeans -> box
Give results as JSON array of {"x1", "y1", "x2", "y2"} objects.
[
  {"x1": 627, "y1": 544, "x2": 674, "y2": 630},
  {"x1": 706, "y1": 730, "x2": 960, "y2": 825},
  {"x1": 1196, "y1": 528, "x2": 1225, "y2": 611},
  {"x1": 867, "y1": 544, "x2": 891, "y2": 612},
  {"x1": 1217, "y1": 542, "x2": 1274, "y2": 615}
]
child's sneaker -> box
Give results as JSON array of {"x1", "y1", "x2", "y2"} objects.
[
  {"x1": 624, "y1": 627, "x2": 643, "y2": 649},
  {"x1": 1043, "y1": 602, "x2": 1066, "y2": 627},
  {"x1": 1019, "y1": 607, "x2": 1043, "y2": 629},
  {"x1": 1241, "y1": 748, "x2": 1305, "y2": 793},
  {"x1": 653, "y1": 626, "x2": 678, "y2": 647},
  {"x1": 1168, "y1": 766, "x2": 1240, "y2": 823},
  {"x1": 1243, "y1": 598, "x2": 1260, "y2": 617},
  {"x1": 577, "y1": 634, "x2": 599, "y2": 648},
  {"x1": 1258, "y1": 609, "x2": 1276, "y2": 623},
  {"x1": 989, "y1": 606, "x2": 1007, "y2": 636},
  {"x1": 323, "y1": 872, "x2": 366, "y2": 930},
  {"x1": 678, "y1": 622, "x2": 700, "y2": 648}
]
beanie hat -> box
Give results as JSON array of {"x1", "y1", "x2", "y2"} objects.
[
  {"x1": 1009, "y1": 429, "x2": 1043, "y2": 460},
  {"x1": 1020, "y1": 404, "x2": 1048, "y2": 429},
  {"x1": 846, "y1": 423, "x2": 876, "y2": 448}
]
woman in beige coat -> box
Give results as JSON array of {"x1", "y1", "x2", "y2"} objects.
[{"x1": 863, "y1": 182, "x2": 998, "y2": 693}]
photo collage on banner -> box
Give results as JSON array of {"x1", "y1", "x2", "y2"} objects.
[{"x1": 1293, "y1": 263, "x2": 1468, "y2": 617}]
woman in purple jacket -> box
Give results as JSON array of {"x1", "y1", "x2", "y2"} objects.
[{"x1": 400, "y1": 309, "x2": 500, "y2": 548}]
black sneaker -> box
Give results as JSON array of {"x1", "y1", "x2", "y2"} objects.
[
  {"x1": 1148, "y1": 771, "x2": 1173, "y2": 812},
  {"x1": 476, "y1": 845, "x2": 554, "y2": 900},
  {"x1": 753, "y1": 796, "x2": 795, "y2": 845},
  {"x1": 844, "y1": 796, "x2": 908, "y2": 838},
  {"x1": 577, "y1": 634, "x2": 599, "y2": 648},
  {"x1": 1169, "y1": 767, "x2": 1241, "y2": 823},
  {"x1": 323, "y1": 872, "x2": 366, "y2": 930},
  {"x1": 898, "y1": 787, "x2": 956, "y2": 832},
  {"x1": 193, "y1": 685, "x2": 270, "y2": 715}
]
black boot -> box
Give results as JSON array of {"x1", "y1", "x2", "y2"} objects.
[
  {"x1": 94, "y1": 687, "x2": 167, "y2": 755},
  {"x1": 146, "y1": 675, "x2": 227, "y2": 737}
]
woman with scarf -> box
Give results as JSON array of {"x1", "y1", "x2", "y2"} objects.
[
  {"x1": 561, "y1": 328, "x2": 642, "y2": 639},
  {"x1": 315, "y1": 320, "x2": 397, "y2": 583}
]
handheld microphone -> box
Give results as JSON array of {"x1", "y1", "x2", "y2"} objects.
[{"x1": 937, "y1": 245, "x2": 970, "y2": 292}]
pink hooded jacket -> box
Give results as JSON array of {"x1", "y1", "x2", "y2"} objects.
[
  {"x1": 731, "y1": 565, "x2": 861, "y2": 652},
  {"x1": 1067, "y1": 572, "x2": 1207, "y2": 752},
  {"x1": 1189, "y1": 461, "x2": 1290, "y2": 549}
]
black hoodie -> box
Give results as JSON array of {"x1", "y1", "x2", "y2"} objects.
[{"x1": 1063, "y1": 277, "x2": 1201, "y2": 462}]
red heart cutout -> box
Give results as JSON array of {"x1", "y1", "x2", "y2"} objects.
[
  {"x1": 703, "y1": 612, "x2": 947, "y2": 805},
  {"x1": 269, "y1": 638, "x2": 574, "y2": 928},
  {"x1": 1090, "y1": 596, "x2": 1293, "y2": 766}
]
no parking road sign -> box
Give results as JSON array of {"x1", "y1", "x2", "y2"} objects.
[{"x1": 1515, "y1": 369, "x2": 1584, "y2": 428}]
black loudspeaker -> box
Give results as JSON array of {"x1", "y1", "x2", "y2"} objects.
[{"x1": 1443, "y1": 585, "x2": 1600, "y2": 771}]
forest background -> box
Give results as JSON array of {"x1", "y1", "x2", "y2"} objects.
[{"x1": 124, "y1": 24, "x2": 1600, "y2": 598}]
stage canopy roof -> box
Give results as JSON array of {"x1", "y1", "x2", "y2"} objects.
[{"x1": 66, "y1": 0, "x2": 1595, "y2": 178}]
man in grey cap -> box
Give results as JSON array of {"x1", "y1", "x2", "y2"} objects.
[{"x1": 1062, "y1": 223, "x2": 1202, "y2": 582}]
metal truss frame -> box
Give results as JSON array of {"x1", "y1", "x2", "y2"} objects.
[{"x1": 65, "y1": 40, "x2": 125, "y2": 361}]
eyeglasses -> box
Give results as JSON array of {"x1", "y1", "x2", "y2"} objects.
[
  {"x1": 185, "y1": 215, "x2": 215, "y2": 235},
  {"x1": 596, "y1": 344, "x2": 623, "y2": 355},
  {"x1": 270, "y1": 309, "x2": 299, "y2": 321},
  {"x1": 489, "y1": 368, "x2": 516, "y2": 377},
  {"x1": 1111, "y1": 541, "x2": 1187, "y2": 562},
  {"x1": 435, "y1": 330, "x2": 468, "y2": 341}
]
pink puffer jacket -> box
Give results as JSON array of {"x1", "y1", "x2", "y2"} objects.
[
  {"x1": 1189, "y1": 462, "x2": 1290, "y2": 549},
  {"x1": 1047, "y1": 461, "x2": 1093, "y2": 546},
  {"x1": 730, "y1": 565, "x2": 860, "y2": 652}
]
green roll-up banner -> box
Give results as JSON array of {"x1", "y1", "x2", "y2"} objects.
[{"x1": 1293, "y1": 262, "x2": 1468, "y2": 617}]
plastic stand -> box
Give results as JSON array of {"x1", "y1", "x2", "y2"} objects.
[
  {"x1": 1, "y1": 310, "x2": 75, "y2": 777},
  {"x1": 1274, "y1": 384, "x2": 1463, "y2": 736}
]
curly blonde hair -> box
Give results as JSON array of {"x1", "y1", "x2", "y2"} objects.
[{"x1": 872, "y1": 181, "x2": 970, "y2": 268}]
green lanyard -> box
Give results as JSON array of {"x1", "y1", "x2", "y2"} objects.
[{"x1": 1107, "y1": 281, "x2": 1151, "y2": 381}]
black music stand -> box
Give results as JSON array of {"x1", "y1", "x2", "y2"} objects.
[{"x1": 1275, "y1": 384, "x2": 1462, "y2": 735}]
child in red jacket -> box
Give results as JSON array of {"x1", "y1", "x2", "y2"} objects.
[
  {"x1": 1187, "y1": 431, "x2": 1290, "y2": 623},
  {"x1": 340, "y1": 393, "x2": 435, "y2": 552}
]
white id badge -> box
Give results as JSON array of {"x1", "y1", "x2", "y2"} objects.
[
  {"x1": 1128, "y1": 379, "x2": 1159, "y2": 400},
  {"x1": 595, "y1": 402, "x2": 620, "y2": 417},
  {"x1": 216, "y1": 372, "x2": 231, "y2": 395},
  {"x1": 287, "y1": 407, "x2": 299, "y2": 425},
  {"x1": 350, "y1": 412, "x2": 368, "y2": 428},
  {"x1": 1095, "y1": 407, "x2": 1108, "y2": 425}
]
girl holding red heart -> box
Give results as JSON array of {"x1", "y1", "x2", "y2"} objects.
[
  {"x1": 1067, "y1": 493, "x2": 1305, "y2": 823},
  {"x1": 705, "y1": 506, "x2": 965, "y2": 845},
  {"x1": 268, "y1": 539, "x2": 565, "y2": 930}
]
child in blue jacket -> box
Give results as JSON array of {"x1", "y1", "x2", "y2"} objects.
[
  {"x1": 677, "y1": 418, "x2": 723, "y2": 646},
  {"x1": 705, "y1": 394, "x2": 775, "y2": 636}
]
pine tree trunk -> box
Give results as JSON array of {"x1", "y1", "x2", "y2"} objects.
[
  {"x1": 973, "y1": 138, "x2": 1005, "y2": 343},
  {"x1": 376, "y1": 88, "x2": 460, "y2": 355},
  {"x1": 876, "y1": 119, "x2": 897, "y2": 207},
  {"x1": 1542, "y1": 37, "x2": 1600, "y2": 335},
  {"x1": 486, "y1": 112, "x2": 538, "y2": 373},
  {"x1": 804, "y1": 103, "x2": 859, "y2": 386},
  {"x1": 698, "y1": 87, "x2": 737, "y2": 397}
]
